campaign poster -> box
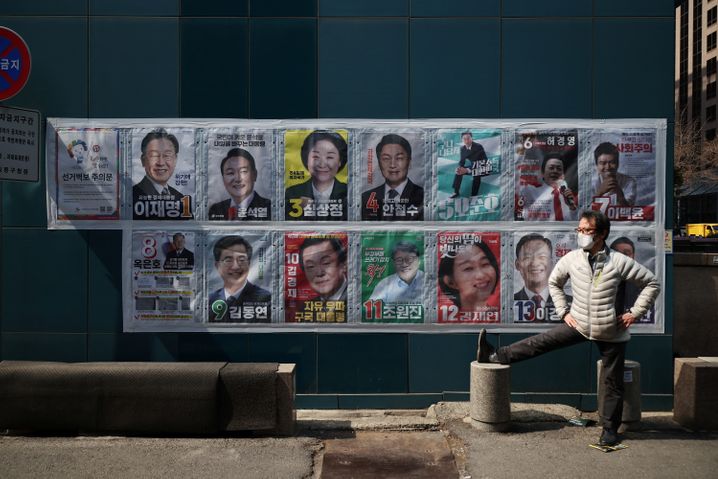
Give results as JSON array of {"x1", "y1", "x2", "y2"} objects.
[
  {"x1": 206, "y1": 233, "x2": 273, "y2": 324},
  {"x1": 284, "y1": 129, "x2": 349, "y2": 221},
  {"x1": 514, "y1": 129, "x2": 579, "y2": 222},
  {"x1": 55, "y1": 128, "x2": 119, "y2": 220},
  {"x1": 130, "y1": 127, "x2": 195, "y2": 220},
  {"x1": 437, "y1": 232, "x2": 501, "y2": 323},
  {"x1": 359, "y1": 130, "x2": 426, "y2": 221},
  {"x1": 206, "y1": 128, "x2": 273, "y2": 221},
  {"x1": 284, "y1": 232, "x2": 348, "y2": 323},
  {"x1": 361, "y1": 231, "x2": 424, "y2": 323},
  {"x1": 435, "y1": 129, "x2": 502, "y2": 221},
  {"x1": 587, "y1": 129, "x2": 656, "y2": 221},
  {"x1": 607, "y1": 231, "x2": 657, "y2": 323},
  {"x1": 511, "y1": 231, "x2": 574, "y2": 323},
  {"x1": 132, "y1": 231, "x2": 197, "y2": 321}
]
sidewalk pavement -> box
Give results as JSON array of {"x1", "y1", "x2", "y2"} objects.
[{"x1": 2, "y1": 403, "x2": 717, "y2": 478}]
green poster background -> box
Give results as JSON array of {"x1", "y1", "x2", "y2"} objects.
[{"x1": 361, "y1": 231, "x2": 425, "y2": 323}]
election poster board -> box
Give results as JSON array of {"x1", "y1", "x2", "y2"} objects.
[
  {"x1": 40, "y1": 118, "x2": 666, "y2": 334},
  {"x1": 514, "y1": 129, "x2": 579, "y2": 222},
  {"x1": 130, "y1": 127, "x2": 196, "y2": 221},
  {"x1": 586, "y1": 129, "x2": 657, "y2": 222},
  {"x1": 358, "y1": 129, "x2": 426, "y2": 221},
  {"x1": 284, "y1": 231, "x2": 349, "y2": 323},
  {"x1": 205, "y1": 232, "x2": 274, "y2": 324},
  {"x1": 511, "y1": 231, "x2": 574, "y2": 323},
  {"x1": 437, "y1": 232, "x2": 501, "y2": 323},
  {"x1": 435, "y1": 128, "x2": 502, "y2": 221},
  {"x1": 54, "y1": 128, "x2": 119, "y2": 220},
  {"x1": 131, "y1": 230, "x2": 197, "y2": 323},
  {"x1": 284, "y1": 129, "x2": 349, "y2": 221},
  {"x1": 361, "y1": 231, "x2": 425, "y2": 323},
  {"x1": 206, "y1": 128, "x2": 274, "y2": 221}
]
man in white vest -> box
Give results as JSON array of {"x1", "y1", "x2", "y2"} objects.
[{"x1": 478, "y1": 210, "x2": 660, "y2": 447}]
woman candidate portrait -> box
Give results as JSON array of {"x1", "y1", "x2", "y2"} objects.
[
  {"x1": 208, "y1": 148, "x2": 271, "y2": 221},
  {"x1": 285, "y1": 130, "x2": 348, "y2": 221},
  {"x1": 439, "y1": 239, "x2": 500, "y2": 313}
]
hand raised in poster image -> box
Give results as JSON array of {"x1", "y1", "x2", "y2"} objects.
[
  {"x1": 361, "y1": 134, "x2": 424, "y2": 221},
  {"x1": 285, "y1": 131, "x2": 348, "y2": 221},
  {"x1": 591, "y1": 142, "x2": 637, "y2": 207},
  {"x1": 519, "y1": 153, "x2": 577, "y2": 221}
]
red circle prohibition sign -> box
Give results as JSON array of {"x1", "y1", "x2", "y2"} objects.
[{"x1": 0, "y1": 27, "x2": 32, "y2": 102}]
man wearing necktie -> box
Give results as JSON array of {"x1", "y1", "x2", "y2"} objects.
[
  {"x1": 513, "y1": 233, "x2": 562, "y2": 322},
  {"x1": 450, "y1": 131, "x2": 488, "y2": 199},
  {"x1": 132, "y1": 129, "x2": 192, "y2": 220},
  {"x1": 520, "y1": 153, "x2": 577, "y2": 221}
]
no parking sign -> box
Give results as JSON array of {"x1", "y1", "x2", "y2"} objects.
[{"x1": 0, "y1": 27, "x2": 31, "y2": 102}]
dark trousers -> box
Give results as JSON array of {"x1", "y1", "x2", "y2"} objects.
[
  {"x1": 452, "y1": 173, "x2": 481, "y2": 196},
  {"x1": 495, "y1": 323, "x2": 626, "y2": 431}
]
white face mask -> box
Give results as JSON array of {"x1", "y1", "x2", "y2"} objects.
[{"x1": 577, "y1": 233, "x2": 596, "y2": 250}]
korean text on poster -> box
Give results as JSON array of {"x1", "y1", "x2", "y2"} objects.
[
  {"x1": 284, "y1": 232, "x2": 348, "y2": 323},
  {"x1": 206, "y1": 233, "x2": 273, "y2": 323},
  {"x1": 435, "y1": 129, "x2": 502, "y2": 221},
  {"x1": 359, "y1": 130, "x2": 425, "y2": 221},
  {"x1": 284, "y1": 129, "x2": 349, "y2": 221},
  {"x1": 132, "y1": 231, "x2": 197, "y2": 321},
  {"x1": 206, "y1": 128, "x2": 273, "y2": 221},
  {"x1": 55, "y1": 128, "x2": 119, "y2": 220},
  {"x1": 512, "y1": 231, "x2": 574, "y2": 323},
  {"x1": 437, "y1": 232, "x2": 501, "y2": 323},
  {"x1": 515, "y1": 130, "x2": 579, "y2": 222},
  {"x1": 131, "y1": 127, "x2": 195, "y2": 220},
  {"x1": 588, "y1": 130, "x2": 656, "y2": 221},
  {"x1": 361, "y1": 231, "x2": 425, "y2": 323},
  {"x1": 606, "y1": 231, "x2": 656, "y2": 323}
]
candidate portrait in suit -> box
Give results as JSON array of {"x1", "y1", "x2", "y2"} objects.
[
  {"x1": 132, "y1": 129, "x2": 192, "y2": 220},
  {"x1": 513, "y1": 234, "x2": 563, "y2": 322},
  {"x1": 285, "y1": 130, "x2": 348, "y2": 221},
  {"x1": 163, "y1": 232, "x2": 194, "y2": 270},
  {"x1": 361, "y1": 133, "x2": 424, "y2": 221},
  {"x1": 450, "y1": 131, "x2": 488, "y2": 198},
  {"x1": 208, "y1": 148, "x2": 271, "y2": 221},
  {"x1": 208, "y1": 235, "x2": 271, "y2": 323}
]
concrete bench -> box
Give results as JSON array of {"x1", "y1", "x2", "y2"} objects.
[
  {"x1": 0, "y1": 361, "x2": 295, "y2": 436},
  {"x1": 674, "y1": 357, "x2": 718, "y2": 431}
]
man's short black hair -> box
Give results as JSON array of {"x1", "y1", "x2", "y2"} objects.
[
  {"x1": 515, "y1": 234, "x2": 552, "y2": 259},
  {"x1": 220, "y1": 148, "x2": 257, "y2": 176},
  {"x1": 580, "y1": 210, "x2": 611, "y2": 238},
  {"x1": 610, "y1": 236, "x2": 635, "y2": 252},
  {"x1": 141, "y1": 128, "x2": 179, "y2": 156},
  {"x1": 391, "y1": 240, "x2": 421, "y2": 259},
  {"x1": 213, "y1": 235, "x2": 253, "y2": 262},
  {"x1": 172, "y1": 232, "x2": 185, "y2": 241},
  {"x1": 376, "y1": 134, "x2": 412, "y2": 159},
  {"x1": 540, "y1": 152, "x2": 564, "y2": 174},
  {"x1": 298, "y1": 237, "x2": 346, "y2": 271},
  {"x1": 593, "y1": 142, "x2": 620, "y2": 164},
  {"x1": 300, "y1": 130, "x2": 348, "y2": 171},
  {"x1": 461, "y1": 131, "x2": 473, "y2": 138}
]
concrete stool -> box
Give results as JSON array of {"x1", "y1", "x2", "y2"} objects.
[
  {"x1": 597, "y1": 359, "x2": 641, "y2": 431},
  {"x1": 470, "y1": 361, "x2": 511, "y2": 432}
]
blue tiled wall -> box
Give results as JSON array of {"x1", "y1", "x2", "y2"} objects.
[{"x1": 0, "y1": 2, "x2": 675, "y2": 409}]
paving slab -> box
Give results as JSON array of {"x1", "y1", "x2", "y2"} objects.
[{"x1": 319, "y1": 431, "x2": 458, "y2": 479}]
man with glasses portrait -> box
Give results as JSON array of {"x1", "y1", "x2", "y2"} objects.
[
  {"x1": 208, "y1": 235, "x2": 271, "y2": 323},
  {"x1": 369, "y1": 241, "x2": 424, "y2": 304}
]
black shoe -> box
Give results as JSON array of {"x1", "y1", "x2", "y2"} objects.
[
  {"x1": 477, "y1": 329, "x2": 495, "y2": 363},
  {"x1": 598, "y1": 428, "x2": 620, "y2": 446},
  {"x1": 449, "y1": 193, "x2": 459, "y2": 199}
]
